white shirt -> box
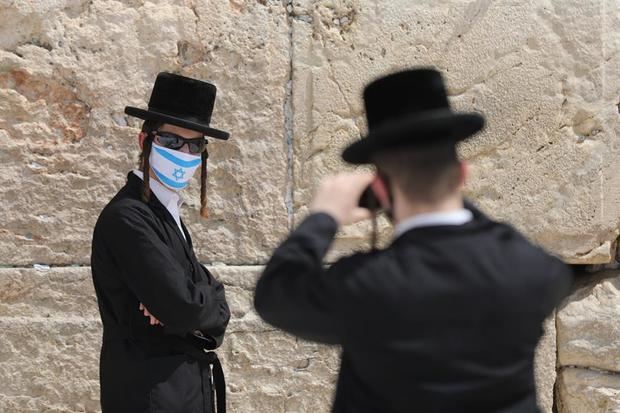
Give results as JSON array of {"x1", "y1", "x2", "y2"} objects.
[
  {"x1": 393, "y1": 208, "x2": 474, "y2": 239},
  {"x1": 133, "y1": 170, "x2": 186, "y2": 240}
]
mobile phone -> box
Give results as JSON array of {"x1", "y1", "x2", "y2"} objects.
[{"x1": 359, "y1": 185, "x2": 381, "y2": 211}]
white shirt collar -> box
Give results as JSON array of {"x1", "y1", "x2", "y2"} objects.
[
  {"x1": 133, "y1": 170, "x2": 185, "y2": 238},
  {"x1": 393, "y1": 208, "x2": 474, "y2": 239}
]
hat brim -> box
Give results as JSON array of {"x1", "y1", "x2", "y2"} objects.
[
  {"x1": 124, "y1": 106, "x2": 230, "y2": 140},
  {"x1": 342, "y1": 110, "x2": 484, "y2": 164}
]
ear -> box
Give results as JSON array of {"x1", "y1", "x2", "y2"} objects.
[
  {"x1": 459, "y1": 161, "x2": 468, "y2": 187},
  {"x1": 138, "y1": 132, "x2": 146, "y2": 150},
  {"x1": 370, "y1": 174, "x2": 391, "y2": 210}
]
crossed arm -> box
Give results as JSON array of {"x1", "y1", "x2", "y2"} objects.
[{"x1": 100, "y1": 203, "x2": 230, "y2": 340}]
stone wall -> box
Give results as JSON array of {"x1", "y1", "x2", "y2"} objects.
[{"x1": 0, "y1": 0, "x2": 618, "y2": 412}]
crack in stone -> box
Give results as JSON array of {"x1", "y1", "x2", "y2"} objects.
[
  {"x1": 328, "y1": 66, "x2": 355, "y2": 117},
  {"x1": 175, "y1": 0, "x2": 202, "y2": 69},
  {"x1": 455, "y1": 0, "x2": 492, "y2": 39},
  {"x1": 188, "y1": 0, "x2": 200, "y2": 29},
  {"x1": 449, "y1": 61, "x2": 523, "y2": 98},
  {"x1": 553, "y1": 307, "x2": 561, "y2": 412},
  {"x1": 559, "y1": 365, "x2": 620, "y2": 377},
  {"x1": 0, "y1": 263, "x2": 271, "y2": 270},
  {"x1": 510, "y1": 109, "x2": 540, "y2": 137},
  {"x1": 6, "y1": 40, "x2": 53, "y2": 57},
  {"x1": 284, "y1": 0, "x2": 295, "y2": 231},
  {"x1": 292, "y1": 14, "x2": 312, "y2": 23},
  {"x1": 226, "y1": 327, "x2": 280, "y2": 335},
  {"x1": 441, "y1": 0, "x2": 492, "y2": 53},
  {"x1": 569, "y1": 237, "x2": 617, "y2": 262}
]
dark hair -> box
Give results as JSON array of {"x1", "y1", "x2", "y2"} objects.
[
  {"x1": 138, "y1": 120, "x2": 163, "y2": 203},
  {"x1": 138, "y1": 120, "x2": 210, "y2": 218},
  {"x1": 138, "y1": 120, "x2": 164, "y2": 166},
  {"x1": 200, "y1": 150, "x2": 209, "y2": 218},
  {"x1": 372, "y1": 144, "x2": 461, "y2": 204}
]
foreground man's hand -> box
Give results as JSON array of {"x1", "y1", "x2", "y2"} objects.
[
  {"x1": 139, "y1": 303, "x2": 163, "y2": 326},
  {"x1": 310, "y1": 172, "x2": 375, "y2": 225}
]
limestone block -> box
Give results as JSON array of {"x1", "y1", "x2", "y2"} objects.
[
  {"x1": 556, "y1": 367, "x2": 620, "y2": 413},
  {"x1": 557, "y1": 271, "x2": 620, "y2": 373},
  {"x1": 0, "y1": 265, "x2": 266, "y2": 325},
  {"x1": 0, "y1": 316, "x2": 340, "y2": 413},
  {"x1": 534, "y1": 316, "x2": 557, "y2": 413},
  {"x1": 210, "y1": 264, "x2": 273, "y2": 333},
  {"x1": 291, "y1": 0, "x2": 620, "y2": 263},
  {"x1": 220, "y1": 331, "x2": 338, "y2": 413},
  {"x1": 0, "y1": 265, "x2": 571, "y2": 411},
  {"x1": 0, "y1": 0, "x2": 291, "y2": 266},
  {"x1": 0, "y1": 265, "x2": 341, "y2": 412},
  {"x1": 0, "y1": 267, "x2": 97, "y2": 318},
  {"x1": 0, "y1": 317, "x2": 102, "y2": 413},
  {"x1": 213, "y1": 266, "x2": 339, "y2": 411}
]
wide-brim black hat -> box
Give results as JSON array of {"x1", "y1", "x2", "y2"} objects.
[
  {"x1": 342, "y1": 68, "x2": 484, "y2": 164},
  {"x1": 125, "y1": 72, "x2": 230, "y2": 140}
]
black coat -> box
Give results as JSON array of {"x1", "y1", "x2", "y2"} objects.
[
  {"x1": 254, "y1": 204, "x2": 573, "y2": 413},
  {"x1": 91, "y1": 172, "x2": 230, "y2": 413}
]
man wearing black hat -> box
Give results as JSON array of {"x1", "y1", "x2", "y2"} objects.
[
  {"x1": 91, "y1": 73, "x2": 230, "y2": 413},
  {"x1": 254, "y1": 68, "x2": 573, "y2": 412}
]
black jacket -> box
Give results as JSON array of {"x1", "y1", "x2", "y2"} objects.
[
  {"x1": 254, "y1": 204, "x2": 573, "y2": 413},
  {"x1": 91, "y1": 172, "x2": 230, "y2": 413}
]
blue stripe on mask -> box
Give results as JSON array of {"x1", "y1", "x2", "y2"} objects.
[
  {"x1": 153, "y1": 167, "x2": 189, "y2": 189},
  {"x1": 153, "y1": 146, "x2": 202, "y2": 168}
]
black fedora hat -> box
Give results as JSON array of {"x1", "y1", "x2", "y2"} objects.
[
  {"x1": 342, "y1": 68, "x2": 484, "y2": 164},
  {"x1": 125, "y1": 72, "x2": 229, "y2": 140}
]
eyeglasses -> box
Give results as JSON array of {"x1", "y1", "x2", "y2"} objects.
[{"x1": 151, "y1": 131, "x2": 208, "y2": 155}]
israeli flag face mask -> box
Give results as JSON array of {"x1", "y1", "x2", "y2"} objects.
[{"x1": 149, "y1": 142, "x2": 202, "y2": 191}]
